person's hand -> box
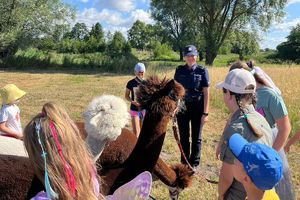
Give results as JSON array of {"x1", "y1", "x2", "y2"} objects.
[
  {"x1": 16, "y1": 133, "x2": 23, "y2": 140},
  {"x1": 201, "y1": 115, "x2": 208, "y2": 124},
  {"x1": 284, "y1": 143, "x2": 291, "y2": 153},
  {"x1": 131, "y1": 101, "x2": 141, "y2": 107}
]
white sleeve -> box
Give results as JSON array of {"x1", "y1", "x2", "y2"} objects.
[{"x1": 0, "y1": 108, "x2": 9, "y2": 123}]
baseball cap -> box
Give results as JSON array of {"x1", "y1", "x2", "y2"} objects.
[
  {"x1": 229, "y1": 133, "x2": 283, "y2": 190},
  {"x1": 183, "y1": 45, "x2": 198, "y2": 56},
  {"x1": 106, "y1": 171, "x2": 152, "y2": 200},
  {"x1": 216, "y1": 69, "x2": 256, "y2": 94},
  {"x1": 134, "y1": 63, "x2": 146, "y2": 73},
  {"x1": 0, "y1": 84, "x2": 26, "y2": 104}
]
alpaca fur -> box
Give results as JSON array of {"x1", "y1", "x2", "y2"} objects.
[
  {"x1": 83, "y1": 95, "x2": 129, "y2": 160},
  {"x1": 0, "y1": 136, "x2": 28, "y2": 157}
]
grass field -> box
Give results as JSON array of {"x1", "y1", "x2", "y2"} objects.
[{"x1": 0, "y1": 64, "x2": 299, "y2": 199}]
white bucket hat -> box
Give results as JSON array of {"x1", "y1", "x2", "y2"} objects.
[{"x1": 216, "y1": 69, "x2": 256, "y2": 94}]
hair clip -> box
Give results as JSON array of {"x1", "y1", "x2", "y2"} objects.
[{"x1": 35, "y1": 118, "x2": 58, "y2": 199}]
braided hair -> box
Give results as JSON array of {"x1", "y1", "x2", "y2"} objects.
[{"x1": 227, "y1": 86, "x2": 263, "y2": 138}]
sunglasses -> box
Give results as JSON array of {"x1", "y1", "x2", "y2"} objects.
[{"x1": 138, "y1": 71, "x2": 144, "y2": 74}]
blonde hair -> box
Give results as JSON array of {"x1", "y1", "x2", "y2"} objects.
[{"x1": 23, "y1": 102, "x2": 102, "y2": 200}]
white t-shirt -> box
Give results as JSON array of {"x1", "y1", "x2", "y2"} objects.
[{"x1": 0, "y1": 104, "x2": 22, "y2": 135}]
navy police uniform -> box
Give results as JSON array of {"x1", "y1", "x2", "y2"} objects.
[{"x1": 174, "y1": 63, "x2": 210, "y2": 167}]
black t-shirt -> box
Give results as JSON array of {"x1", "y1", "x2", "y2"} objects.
[
  {"x1": 174, "y1": 64, "x2": 210, "y2": 102},
  {"x1": 126, "y1": 77, "x2": 142, "y2": 111}
]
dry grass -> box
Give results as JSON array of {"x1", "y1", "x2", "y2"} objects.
[{"x1": 0, "y1": 65, "x2": 299, "y2": 199}]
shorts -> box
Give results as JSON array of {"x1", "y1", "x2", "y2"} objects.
[{"x1": 130, "y1": 110, "x2": 146, "y2": 118}]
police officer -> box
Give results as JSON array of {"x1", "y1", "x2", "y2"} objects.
[{"x1": 174, "y1": 45, "x2": 210, "y2": 169}]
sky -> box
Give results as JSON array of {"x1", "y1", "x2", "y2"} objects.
[{"x1": 63, "y1": 0, "x2": 300, "y2": 50}]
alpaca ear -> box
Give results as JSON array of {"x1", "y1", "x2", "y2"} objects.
[
  {"x1": 164, "y1": 79, "x2": 176, "y2": 96},
  {"x1": 89, "y1": 112, "x2": 103, "y2": 130}
]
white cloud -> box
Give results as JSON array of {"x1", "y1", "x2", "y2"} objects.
[
  {"x1": 74, "y1": 7, "x2": 154, "y2": 30},
  {"x1": 272, "y1": 18, "x2": 300, "y2": 32},
  {"x1": 96, "y1": 0, "x2": 135, "y2": 12},
  {"x1": 75, "y1": 8, "x2": 129, "y2": 28},
  {"x1": 287, "y1": 0, "x2": 300, "y2": 6},
  {"x1": 130, "y1": 9, "x2": 154, "y2": 25},
  {"x1": 80, "y1": 0, "x2": 89, "y2": 3},
  {"x1": 260, "y1": 36, "x2": 287, "y2": 49}
]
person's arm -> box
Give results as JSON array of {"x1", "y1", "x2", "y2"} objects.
[
  {"x1": 0, "y1": 121, "x2": 23, "y2": 139},
  {"x1": 125, "y1": 88, "x2": 140, "y2": 107},
  {"x1": 201, "y1": 87, "x2": 209, "y2": 124},
  {"x1": 273, "y1": 115, "x2": 291, "y2": 151},
  {"x1": 125, "y1": 88, "x2": 132, "y2": 103},
  {"x1": 285, "y1": 130, "x2": 300, "y2": 153},
  {"x1": 218, "y1": 162, "x2": 234, "y2": 199}
]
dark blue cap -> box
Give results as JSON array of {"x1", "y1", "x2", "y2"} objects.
[
  {"x1": 229, "y1": 134, "x2": 283, "y2": 190},
  {"x1": 183, "y1": 45, "x2": 198, "y2": 56}
]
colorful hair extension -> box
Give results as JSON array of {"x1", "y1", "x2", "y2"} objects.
[
  {"x1": 35, "y1": 118, "x2": 58, "y2": 199},
  {"x1": 49, "y1": 121, "x2": 77, "y2": 197}
]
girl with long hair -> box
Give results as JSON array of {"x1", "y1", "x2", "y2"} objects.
[{"x1": 24, "y1": 102, "x2": 101, "y2": 200}]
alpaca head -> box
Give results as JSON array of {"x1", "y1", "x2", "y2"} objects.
[
  {"x1": 137, "y1": 76, "x2": 185, "y2": 117},
  {"x1": 83, "y1": 95, "x2": 129, "y2": 144}
]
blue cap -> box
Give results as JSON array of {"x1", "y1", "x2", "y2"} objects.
[
  {"x1": 183, "y1": 45, "x2": 198, "y2": 56},
  {"x1": 229, "y1": 134, "x2": 283, "y2": 190},
  {"x1": 134, "y1": 63, "x2": 146, "y2": 72}
]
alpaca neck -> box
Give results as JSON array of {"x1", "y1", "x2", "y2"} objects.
[
  {"x1": 86, "y1": 135, "x2": 107, "y2": 162},
  {"x1": 128, "y1": 113, "x2": 170, "y2": 168}
]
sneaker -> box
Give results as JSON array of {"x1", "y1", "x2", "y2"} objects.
[{"x1": 192, "y1": 165, "x2": 199, "y2": 172}]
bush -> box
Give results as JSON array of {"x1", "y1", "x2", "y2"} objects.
[
  {"x1": 0, "y1": 48, "x2": 138, "y2": 73},
  {"x1": 153, "y1": 42, "x2": 178, "y2": 60}
]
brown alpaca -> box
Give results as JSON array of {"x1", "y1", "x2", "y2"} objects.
[{"x1": 96, "y1": 76, "x2": 194, "y2": 197}]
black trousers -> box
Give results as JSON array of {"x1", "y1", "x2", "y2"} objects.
[{"x1": 176, "y1": 99, "x2": 204, "y2": 167}]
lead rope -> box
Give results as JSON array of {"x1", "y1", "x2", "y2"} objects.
[{"x1": 172, "y1": 117, "x2": 219, "y2": 184}]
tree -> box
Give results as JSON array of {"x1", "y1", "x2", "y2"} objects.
[
  {"x1": 107, "y1": 31, "x2": 129, "y2": 57},
  {"x1": 152, "y1": 0, "x2": 286, "y2": 65},
  {"x1": 231, "y1": 31, "x2": 260, "y2": 60},
  {"x1": 0, "y1": 0, "x2": 74, "y2": 56},
  {"x1": 277, "y1": 24, "x2": 300, "y2": 61},
  {"x1": 90, "y1": 22, "x2": 104, "y2": 41},
  {"x1": 69, "y1": 23, "x2": 89, "y2": 40},
  {"x1": 128, "y1": 20, "x2": 150, "y2": 50},
  {"x1": 151, "y1": 0, "x2": 197, "y2": 60}
]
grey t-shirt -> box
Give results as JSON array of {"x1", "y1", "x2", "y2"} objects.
[{"x1": 220, "y1": 104, "x2": 273, "y2": 200}]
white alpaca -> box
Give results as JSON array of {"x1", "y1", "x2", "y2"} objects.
[
  {"x1": 0, "y1": 136, "x2": 28, "y2": 157},
  {"x1": 83, "y1": 95, "x2": 130, "y2": 161}
]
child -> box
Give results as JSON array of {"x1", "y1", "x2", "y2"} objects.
[
  {"x1": 0, "y1": 84, "x2": 26, "y2": 139},
  {"x1": 25, "y1": 102, "x2": 153, "y2": 200},
  {"x1": 285, "y1": 129, "x2": 300, "y2": 153},
  {"x1": 229, "y1": 133, "x2": 283, "y2": 200},
  {"x1": 125, "y1": 63, "x2": 146, "y2": 137},
  {"x1": 216, "y1": 69, "x2": 273, "y2": 200},
  {"x1": 23, "y1": 102, "x2": 101, "y2": 200}
]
